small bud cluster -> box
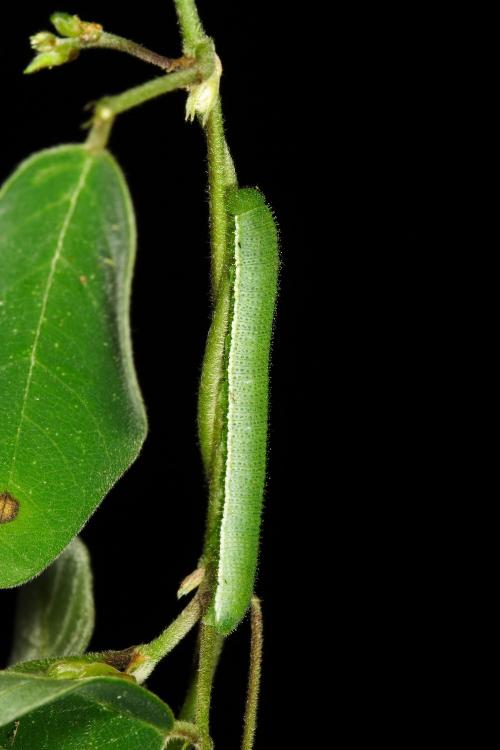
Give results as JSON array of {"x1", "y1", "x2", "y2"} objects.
[{"x1": 25, "y1": 13, "x2": 103, "y2": 74}]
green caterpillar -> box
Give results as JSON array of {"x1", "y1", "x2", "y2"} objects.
[
  {"x1": 200, "y1": 187, "x2": 279, "y2": 635},
  {"x1": 47, "y1": 659, "x2": 135, "y2": 682},
  {"x1": 47, "y1": 659, "x2": 134, "y2": 681}
]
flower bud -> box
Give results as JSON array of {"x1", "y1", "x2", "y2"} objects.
[
  {"x1": 30, "y1": 32, "x2": 57, "y2": 52},
  {"x1": 50, "y1": 12, "x2": 83, "y2": 38},
  {"x1": 25, "y1": 39, "x2": 79, "y2": 74},
  {"x1": 51, "y1": 12, "x2": 103, "y2": 43}
]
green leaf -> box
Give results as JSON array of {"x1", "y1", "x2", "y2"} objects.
[
  {"x1": 9, "y1": 537, "x2": 94, "y2": 665},
  {"x1": 0, "y1": 669, "x2": 174, "y2": 749},
  {"x1": 0, "y1": 145, "x2": 147, "y2": 588}
]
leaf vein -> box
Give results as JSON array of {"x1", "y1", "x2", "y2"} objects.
[{"x1": 7, "y1": 157, "x2": 93, "y2": 486}]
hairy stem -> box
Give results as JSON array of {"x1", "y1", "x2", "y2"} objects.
[
  {"x1": 166, "y1": 721, "x2": 209, "y2": 749},
  {"x1": 173, "y1": 0, "x2": 207, "y2": 55},
  {"x1": 86, "y1": 65, "x2": 204, "y2": 151},
  {"x1": 129, "y1": 594, "x2": 204, "y2": 682},
  {"x1": 173, "y1": 0, "x2": 240, "y2": 741},
  {"x1": 206, "y1": 101, "x2": 234, "y2": 297},
  {"x1": 241, "y1": 598, "x2": 264, "y2": 750},
  {"x1": 166, "y1": 638, "x2": 222, "y2": 750},
  {"x1": 195, "y1": 101, "x2": 238, "y2": 569},
  {"x1": 96, "y1": 67, "x2": 201, "y2": 115},
  {"x1": 83, "y1": 32, "x2": 194, "y2": 71},
  {"x1": 195, "y1": 624, "x2": 223, "y2": 736}
]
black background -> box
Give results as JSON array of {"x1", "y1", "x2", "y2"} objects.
[{"x1": 0, "y1": 2, "x2": 431, "y2": 746}]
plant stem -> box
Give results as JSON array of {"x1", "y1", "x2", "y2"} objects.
[
  {"x1": 99, "y1": 67, "x2": 202, "y2": 115},
  {"x1": 197, "y1": 272, "x2": 230, "y2": 477},
  {"x1": 174, "y1": 0, "x2": 236, "y2": 564},
  {"x1": 241, "y1": 598, "x2": 264, "y2": 750},
  {"x1": 83, "y1": 32, "x2": 194, "y2": 71},
  {"x1": 129, "y1": 594, "x2": 203, "y2": 682},
  {"x1": 195, "y1": 624, "x2": 223, "y2": 737},
  {"x1": 206, "y1": 101, "x2": 233, "y2": 297},
  {"x1": 173, "y1": 0, "x2": 207, "y2": 55},
  {"x1": 165, "y1": 636, "x2": 222, "y2": 750},
  {"x1": 196, "y1": 110, "x2": 238, "y2": 562},
  {"x1": 176, "y1": 673, "x2": 198, "y2": 723},
  {"x1": 174, "y1": 0, "x2": 235, "y2": 295},
  {"x1": 86, "y1": 65, "x2": 204, "y2": 151},
  {"x1": 173, "y1": 0, "x2": 239, "y2": 740},
  {"x1": 166, "y1": 721, "x2": 209, "y2": 749}
]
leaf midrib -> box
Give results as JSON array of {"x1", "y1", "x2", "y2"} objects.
[{"x1": 6, "y1": 156, "x2": 93, "y2": 487}]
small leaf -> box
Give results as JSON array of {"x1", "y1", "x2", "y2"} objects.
[
  {"x1": 9, "y1": 537, "x2": 94, "y2": 665},
  {"x1": 0, "y1": 669, "x2": 174, "y2": 749},
  {"x1": 177, "y1": 567, "x2": 205, "y2": 599},
  {"x1": 0, "y1": 146, "x2": 147, "y2": 588}
]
